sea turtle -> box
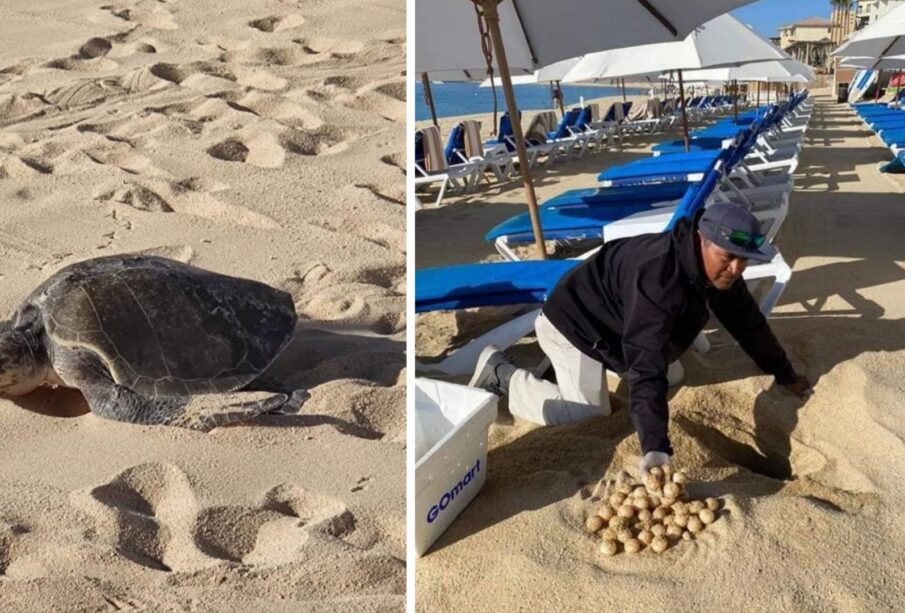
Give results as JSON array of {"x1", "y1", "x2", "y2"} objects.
[{"x1": 0, "y1": 255, "x2": 306, "y2": 430}]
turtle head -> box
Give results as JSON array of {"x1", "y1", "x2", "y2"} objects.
[{"x1": 0, "y1": 320, "x2": 46, "y2": 396}]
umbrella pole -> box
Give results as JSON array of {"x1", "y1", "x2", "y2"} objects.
[
  {"x1": 896, "y1": 71, "x2": 902, "y2": 105},
  {"x1": 876, "y1": 70, "x2": 883, "y2": 102},
  {"x1": 756, "y1": 81, "x2": 760, "y2": 107},
  {"x1": 621, "y1": 78, "x2": 627, "y2": 102},
  {"x1": 421, "y1": 73, "x2": 439, "y2": 128},
  {"x1": 678, "y1": 69, "x2": 689, "y2": 152},
  {"x1": 733, "y1": 80, "x2": 738, "y2": 123},
  {"x1": 480, "y1": 0, "x2": 545, "y2": 260},
  {"x1": 555, "y1": 80, "x2": 565, "y2": 116}
]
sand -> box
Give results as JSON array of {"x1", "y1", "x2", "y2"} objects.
[
  {"x1": 415, "y1": 90, "x2": 905, "y2": 609},
  {"x1": 0, "y1": 1, "x2": 405, "y2": 610}
]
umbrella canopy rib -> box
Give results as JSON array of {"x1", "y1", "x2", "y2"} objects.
[{"x1": 636, "y1": 0, "x2": 678, "y2": 36}]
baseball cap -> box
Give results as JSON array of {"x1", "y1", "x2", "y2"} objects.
[{"x1": 698, "y1": 203, "x2": 775, "y2": 262}]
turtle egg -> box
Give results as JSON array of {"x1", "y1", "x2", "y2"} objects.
[
  {"x1": 643, "y1": 474, "x2": 663, "y2": 493},
  {"x1": 652, "y1": 507, "x2": 668, "y2": 521},
  {"x1": 682, "y1": 531, "x2": 693, "y2": 541},
  {"x1": 609, "y1": 493, "x2": 627, "y2": 508},
  {"x1": 671, "y1": 502, "x2": 688, "y2": 515},
  {"x1": 662, "y1": 464, "x2": 674, "y2": 479},
  {"x1": 649, "y1": 466, "x2": 664, "y2": 479},
  {"x1": 599, "y1": 540, "x2": 618, "y2": 556},
  {"x1": 609, "y1": 516, "x2": 627, "y2": 529},
  {"x1": 687, "y1": 517, "x2": 704, "y2": 533},
  {"x1": 648, "y1": 495, "x2": 662, "y2": 508},
  {"x1": 615, "y1": 470, "x2": 632, "y2": 485},
  {"x1": 705, "y1": 497, "x2": 720, "y2": 511},
  {"x1": 618, "y1": 505, "x2": 636, "y2": 519},
  {"x1": 699, "y1": 509, "x2": 716, "y2": 525},
  {"x1": 662, "y1": 515, "x2": 676, "y2": 527},
  {"x1": 601, "y1": 527, "x2": 617, "y2": 541},
  {"x1": 598, "y1": 505, "x2": 614, "y2": 521},
  {"x1": 666, "y1": 524, "x2": 683, "y2": 539},
  {"x1": 624, "y1": 538, "x2": 642, "y2": 554},
  {"x1": 672, "y1": 470, "x2": 688, "y2": 485},
  {"x1": 616, "y1": 529, "x2": 634, "y2": 543},
  {"x1": 651, "y1": 524, "x2": 667, "y2": 537},
  {"x1": 688, "y1": 500, "x2": 706, "y2": 514},
  {"x1": 616, "y1": 483, "x2": 633, "y2": 496},
  {"x1": 638, "y1": 529, "x2": 654, "y2": 546},
  {"x1": 673, "y1": 514, "x2": 689, "y2": 529},
  {"x1": 586, "y1": 515, "x2": 604, "y2": 533},
  {"x1": 662, "y1": 482, "x2": 681, "y2": 500},
  {"x1": 637, "y1": 509, "x2": 652, "y2": 522},
  {"x1": 632, "y1": 496, "x2": 651, "y2": 511},
  {"x1": 650, "y1": 536, "x2": 669, "y2": 554},
  {"x1": 631, "y1": 486, "x2": 647, "y2": 498}
]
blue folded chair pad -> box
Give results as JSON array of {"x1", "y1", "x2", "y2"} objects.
[
  {"x1": 484, "y1": 200, "x2": 669, "y2": 243},
  {"x1": 415, "y1": 260, "x2": 579, "y2": 312},
  {"x1": 542, "y1": 182, "x2": 691, "y2": 209},
  {"x1": 598, "y1": 151, "x2": 719, "y2": 184}
]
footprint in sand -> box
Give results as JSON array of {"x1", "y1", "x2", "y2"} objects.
[
  {"x1": 0, "y1": 155, "x2": 54, "y2": 179},
  {"x1": 249, "y1": 14, "x2": 306, "y2": 33},
  {"x1": 0, "y1": 521, "x2": 32, "y2": 576},
  {"x1": 279, "y1": 125, "x2": 353, "y2": 156},
  {"x1": 208, "y1": 132, "x2": 285, "y2": 168},
  {"x1": 70, "y1": 463, "x2": 201, "y2": 572},
  {"x1": 95, "y1": 179, "x2": 281, "y2": 229},
  {"x1": 72, "y1": 464, "x2": 359, "y2": 570},
  {"x1": 0, "y1": 93, "x2": 47, "y2": 125},
  {"x1": 224, "y1": 91, "x2": 322, "y2": 128},
  {"x1": 101, "y1": 2, "x2": 179, "y2": 30},
  {"x1": 83, "y1": 142, "x2": 154, "y2": 175},
  {"x1": 380, "y1": 152, "x2": 405, "y2": 172},
  {"x1": 222, "y1": 46, "x2": 322, "y2": 67}
]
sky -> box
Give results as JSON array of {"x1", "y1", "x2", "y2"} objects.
[{"x1": 732, "y1": 0, "x2": 834, "y2": 38}]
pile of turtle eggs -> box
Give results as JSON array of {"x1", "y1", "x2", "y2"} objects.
[{"x1": 585, "y1": 466, "x2": 722, "y2": 556}]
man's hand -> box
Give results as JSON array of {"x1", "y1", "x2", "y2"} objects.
[
  {"x1": 782, "y1": 373, "x2": 813, "y2": 400},
  {"x1": 640, "y1": 451, "x2": 672, "y2": 478}
]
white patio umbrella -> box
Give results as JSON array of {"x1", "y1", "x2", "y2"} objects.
[
  {"x1": 561, "y1": 14, "x2": 789, "y2": 150},
  {"x1": 679, "y1": 59, "x2": 813, "y2": 84},
  {"x1": 833, "y1": 2, "x2": 905, "y2": 62},
  {"x1": 840, "y1": 55, "x2": 905, "y2": 70},
  {"x1": 415, "y1": 0, "x2": 760, "y2": 259}
]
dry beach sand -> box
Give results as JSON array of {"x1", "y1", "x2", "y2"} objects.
[
  {"x1": 415, "y1": 90, "x2": 905, "y2": 609},
  {"x1": 0, "y1": 1, "x2": 405, "y2": 610}
]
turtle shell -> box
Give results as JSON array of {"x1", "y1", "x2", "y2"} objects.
[{"x1": 28, "y1": 256, "x2": 297, "y2": 396}]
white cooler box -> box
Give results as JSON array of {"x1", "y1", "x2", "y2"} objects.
[{"x1": 415, "y1": 378, "x2": 497, "y2": 557}]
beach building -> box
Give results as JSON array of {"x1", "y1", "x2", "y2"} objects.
[
  {"x1": 855, "y1": 0, "x2": 905, "y2": 29},
  {"x1": 777, "y1": 16, "x2": 834, "y2": 71}
]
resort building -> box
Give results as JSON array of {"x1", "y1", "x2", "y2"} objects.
[{"x1": 777, "y1": 16, "x2": 834, "y2": 71}]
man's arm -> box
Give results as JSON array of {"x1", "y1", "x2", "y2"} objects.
[
  {"x1": 708, "y1": 280, "x2": 796, "y2": 383},
  {"x1": 620, "y1": 268, "x2": 678, "y2": 456}
]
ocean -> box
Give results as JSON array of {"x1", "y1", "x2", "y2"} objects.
[{"x1": 415, "y1": 82, "x2": 647, "y2": 121}]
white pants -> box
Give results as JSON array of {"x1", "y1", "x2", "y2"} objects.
[{"x1": 508, "y1": 313, "x2": 611, "y2": 425}]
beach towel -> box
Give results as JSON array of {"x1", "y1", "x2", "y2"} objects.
[
  {"x1": 589, "y1": 103, "x2": 600, "y2": 122},
  {"x1": 421, "y1": 125, "x2": 447, "y2": 173},
  {"x1": 524, "y1": 113, "x2": 549, "y2": 144},
  {"x1": 462, "y1": 120, "x2": 483, "y2": 158}
]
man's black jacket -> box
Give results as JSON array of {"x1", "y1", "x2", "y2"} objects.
[{"x1": 542, "y1": 212, "x2": 795, "y2": 455}]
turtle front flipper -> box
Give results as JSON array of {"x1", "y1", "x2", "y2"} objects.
[{"x1": 51, "y1": 346, "x2": 305, "y2": 430}]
